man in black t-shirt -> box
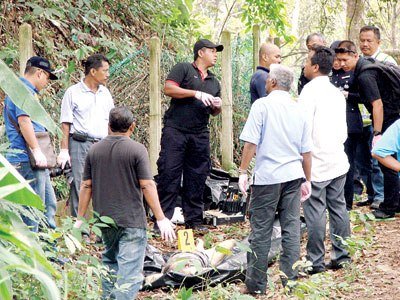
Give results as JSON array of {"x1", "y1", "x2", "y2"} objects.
[
  {"x1": 156, "y1": 39, "x2": 223, "y2": 232},
  {"x1": 336, "y1": 40, "x2": 400, "y2": 219},
  {"x1": 74, "y1": 107, "x2": 175, "y2": 299}
]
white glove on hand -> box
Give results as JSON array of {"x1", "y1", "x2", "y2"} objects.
[
  {"x1": 31, "y1": 148, "x2": 47, "y2": 167},
  {"x1": 73, "y1": 219, "x2": 83, "y2": 229},
  {"x1": 212, "y1": 97, "x2": 222, "y2": 108},
  {"x1": 156, "y1": 218, "x2": 176, "y2": 242},
  {"x1": 195, "y1": 91, "x2": 213, "y2": 106},
  {"x1": 238, "y1": 174, "x2": 248, "y2": 197},
  {"x1": 57, "y1": 149, "x2": 71, "y2": 169},
  {"x1": 300, "y1": 181, "x2": 312, "y2": 203},
  {"x1": 341, "y1": 91, "x2": 349, "y2": 100}
]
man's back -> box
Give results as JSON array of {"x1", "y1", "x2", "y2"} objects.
[
  {"x1": 249, "y1": 67, "x2": 269, "y2": 103},
  {"x1": 83, "y1": 135, "x2": 153, "y2": 228}
]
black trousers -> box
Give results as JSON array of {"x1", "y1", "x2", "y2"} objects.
[
  {"x1": 156, "y1": 126, "x2": 210, "y2": 227},
  {"x1": 379, "y1": 115, "x2": 400, "y2": 213},
  {"x1": 344, "y1": 132, "x2": 362, "y2": 210}
]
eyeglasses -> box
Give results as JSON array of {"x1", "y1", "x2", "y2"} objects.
[{"x1": 334, "y1": 48, "x2": 356, "y2": 54}]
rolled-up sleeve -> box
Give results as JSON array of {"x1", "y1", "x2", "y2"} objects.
[
  {"x1": 60, "y1": 88, "x2": 74, "y2": 123},
  {"x1": 239, "y1": 102, "x2": 265, "y2": 145},
  {"x1": 372, "y1": 121, "x2": 400, "y2": 158}
]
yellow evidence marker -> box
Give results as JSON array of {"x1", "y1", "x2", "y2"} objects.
[{"x1": 177, "y1": 229, "x2": 196, "y2": 251}]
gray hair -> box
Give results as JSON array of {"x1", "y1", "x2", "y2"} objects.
[{"x1": 269, "y1": 64, "x2": 294, "y2": 91}]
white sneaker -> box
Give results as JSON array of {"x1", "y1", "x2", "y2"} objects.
[{"x1": 171, "y1": 207, "x2": 185, "y2": 224}]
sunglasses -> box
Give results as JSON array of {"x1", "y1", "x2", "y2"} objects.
[{"x1": 334, "y1": 48, "x2": 356, "y2": 54}]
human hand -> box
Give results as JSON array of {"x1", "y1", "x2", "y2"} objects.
[
  {"x1": 372, "y1": 134, "x2": 382, "y2": 148},
  {"x1": 300, "y1": 181, "x2": 312, "y2": 203},
  {"x1": 156, "y1": 218, "x2": 176, "y2": 242},
  {"x1": 31, "y1": 148, "x2": 47, "y2": 167},
  {"x1": 341, "y1": 91, "x2": 349, "y2": 99},
  {"x1": 238, "y1": 174, "x2": 248, "y2": 197},
  {"x1": 195, "y1": 91, "x2": 214, "y2": 106},
  {"x1": 57, "y1": 149, "x2": 71, "y2": 169},
  {"x1": 212, "y1": 97, "x2": 222, "y2": 108}
]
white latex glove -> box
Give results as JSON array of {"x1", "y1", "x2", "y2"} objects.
[
  {"x1": 212, "y1": 97, "x2": 222, "y2": 108},
  {"x1": 73, "y1": 219, "x2": 83, "y2": 229},
  {"x1": 156, "y1": 218, "x2": 176, "y2": 242},
  {"x1": 372, "y1": 134, "x2": 382, "y2": 149},
  {"x1": 57, "y1": 149, "x2": 71, "y2": 169},
  {"x1": 31, "y1": 148, "x2": 47, "y2": 167},
  {"x1": 300, "y1": 181, "x2": 312, "y2": 203},
  {"x1": 194, "y1": 91, "x2": 213, "y2": 106},
  {"x1": 238, "y1": 174, "x2": 248, "y2": 197},
  {"x1": 341, "y1": 91, "x2": 349, "y2": 100}
]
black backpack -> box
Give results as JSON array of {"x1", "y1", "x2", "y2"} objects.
[{"x1": 359, "y1": 57, "x2": 400, "y2": 110}]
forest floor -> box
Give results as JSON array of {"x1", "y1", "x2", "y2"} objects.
[{"x1": 136, "y1": 199, "x2": 400, "y2": 300}]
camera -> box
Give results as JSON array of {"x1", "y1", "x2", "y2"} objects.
[{"x1": 49, "y1": 162, "x2": 73, "y2": 184}]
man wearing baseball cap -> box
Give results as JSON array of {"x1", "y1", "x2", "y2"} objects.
[
  {"x1": 155, "y1": 39, "x2": 223, "y2": 233},
  {"x1": 3, "y1": 56, "x2": 58, "y2": 231}
]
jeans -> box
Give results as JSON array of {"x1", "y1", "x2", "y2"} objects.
[
  {"x1": 245, "y1": 179, "x2": 302, "y2": 293},
  {"x1": 101, "y1": 227, "x2": 147, "y2": 300},
  {"x1": 13, "y1": 162, "x2": 39, "y2": 231},
  {"x1": 69, "y1": 138, "x2": 94, "y2": 217},
  {"x1": 303, "y1": 174, "x2": 350, "y2": 269},
  {"x1": 34, "y1": 169, "x2": 57, "y2": 229}
]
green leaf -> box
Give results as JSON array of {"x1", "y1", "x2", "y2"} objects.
[
  {"x1": 99, "y1": 216, "x2": 115, "y2": 225},
  {"x1": 215, "y1": 245, "x2": 232, "y2": 256},
  {"x1": 91, "y1": 225, "x2": 102, "y2": 237},
  {"x1": 0, "y1": 59, "x2": 60, "y2": 136},
  {"x1": 64, "y1": 234, "x2": 76, "y2": 254}
]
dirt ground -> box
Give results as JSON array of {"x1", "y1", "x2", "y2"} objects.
[{"x1": 137, "y1": 205, "x2": 400, "y2": 300}]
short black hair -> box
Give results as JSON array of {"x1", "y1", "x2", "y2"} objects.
[
  {"x1": 337, "y1": 40, "x2": 357, "y2": 53},
  {"x1": 360, "y1": 25, "x2": 380, "y2": 40},
  {"x1": 310, "y1": 46, "x2": 334, "y2": 75},
  {"x1": 109, "y1": 107, "x2": 135, "y2": 133},
  {"x1": 83, "y1": 53, "x2": 110, "y2": 75}
]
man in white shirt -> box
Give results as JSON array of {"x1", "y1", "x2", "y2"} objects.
[
  {"x1": 299, "y1": 46, "x2": 351, "y2": 274},
  {"x1": 238, "y1": 64, "x2": 312, "y2": 294},
  {"x1": 58, "y1": 54, "x2": 114, "y2": 216}
]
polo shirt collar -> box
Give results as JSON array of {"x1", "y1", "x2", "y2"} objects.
[
  {"x1": 256, "y1": 66, "x2": 269, "y2": 72},
  {"x1": 371, "y1": 48, "x2": 382, "y2": 59},
  {"x1": 20, "y1": 77, "x2": 38, "y2": 94},
  {"x1": 192, "y1": 62, "x2": 214, "y2": 79},
  {"x1": 79, "y1": 78, "x2": 106, "y2": 93},
  {"x1": 311, "y1": 75, "x2": 330, "y2": 83}
]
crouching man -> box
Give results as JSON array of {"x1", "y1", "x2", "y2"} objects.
[{"x1": 75, "y1": 107, "x2": 176, "y2": 300}]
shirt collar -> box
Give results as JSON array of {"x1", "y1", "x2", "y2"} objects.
[
  {"x1": 79, "y1": 78, "x2": 105, "y2": 93},
  {"x1": 20, "y1": 77, "x2": 39, "y2": 94},
  {"x1": 310, "y1": 75, "x2": 330, "y2": 83},
  {"x1": 371, "y1": 48, "x2": 382, "y2": 59},
  {"x1": 192, "y1": 62, "x2": 214, "y2": 79},
  {"x1": 256, "y1": 66, "x2": 270, "y2": 72}
]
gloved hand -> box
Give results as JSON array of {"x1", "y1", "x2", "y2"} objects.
[
  {"x1": 300, "y1": 181, "x2": 312, "y2": 203},
  {"x1": 195, "y1": 91, "x2": 214, "y2": 106},
  {"x1": 238, "y1": 174, "x2": 248, "y2": 197},
  {"x1": 31, "y1": 148, "x2": 47, "y2": 167},
  {"x1": 341, "y1": 91, "x2": 349, "y2": 100},
  {"x1": 372, "y1": 134, "x2": 382, "y2": 149},
  {"x1": 57, "y1": 149, "x2": 71, "y2": 169},
  {"x1": 73, "y1": 219, "x2": 83, "y2": 229},
  {"x1": 156, "y1": 218, "x2": 176, "y2": 242},
  {"x1": 212, "y1": 97, "x2": 222, "y2": 108}
]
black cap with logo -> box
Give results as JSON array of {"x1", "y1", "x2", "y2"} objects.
[
  {"x1": 26, "y1": 56, "x2": 58, "y2": 80},
  {"x1": 193, "y1": 39, "x2": 224, "y2": 56}
]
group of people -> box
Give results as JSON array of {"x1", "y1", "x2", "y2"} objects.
[
  {"x1": 3, "y1": 25, "x2": 399, "y2": 298},
  {"x1": 239, "y1": 25, "x2": 400, "y2": 295}
]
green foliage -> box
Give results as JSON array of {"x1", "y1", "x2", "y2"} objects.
[{"x1": 176, "y1": 286, "x2": 194, "y2": 300}]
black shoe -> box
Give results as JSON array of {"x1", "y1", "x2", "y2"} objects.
[
  {"x1": 305, "y1": 266, "x2": 325, "y2": 275},
  {"x1": 356, "y1": 199, "x2": 373, "y2": 207},
  {"x1": 372, "y1": 209, "x2": 395, "y2": 219},
  {"x1": 325, "y1": 260, "x2": 350, "y2": 270},
  {"x1": 185, "y1": 224, "x2": 209, "y2": 234}
]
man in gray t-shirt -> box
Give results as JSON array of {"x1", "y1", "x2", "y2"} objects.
[{"x1": 74, "y1": 107, "x2": 175, "y2": 300}]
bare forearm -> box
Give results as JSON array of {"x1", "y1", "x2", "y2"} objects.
[
  {"x1": 60, "y1": 123, "x2": 71, "y2": 149},
  {"x1": 239, "y1": 142, "x2": 257, "y2": 171},
  {"x1": 301, "y1": 152, "x2": 312, "y2": 181},
  {"x1": 373, "y1": 154, "x2": 400, "y2": 172},
  {"x1": 372, "y1": 100, "x2": 383, "y2": 132},
  {"x1": 77, "y1": 182, "x2": 92, "y2": 217},
  {"x1": 18, "y1": 117, "x2": 39, "y2": 149},
  {"x1": 164, "y1": 83, "x2": 196, "y2": 99},
  {"x1": 141, "y1": 180, "x2": 165, "y2": 221}
]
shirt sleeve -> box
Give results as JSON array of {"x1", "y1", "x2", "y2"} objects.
[
  {"x1": 239, "y1": 102, "x2": 264, "y2": 145},
  {"x1": 60, "y1": 88, "x2": 74, "y2": 123},
  {"x1": 298, "y1": 85, "x2": 315, "y2": 125},
  {"x1": 7, "y1": 97, "x2": 29, "y2": 118},
  {"x1": 372, "y1": 121, "x2": 400, "y2": 158},
  {"x1": 166, "y1": 63, "x2": 187, "y2": 86},
  {"x1": 358, "y1": 72, "x2": 381, "y2": 102},
  {"x1": 135, "y1": 145, "x2": 154, "y2": 180},
  {"x1": 301, "y1": 116, "x2": 312, "y2": 154},
  {"x1": 82, "y1": 153, "x2": 92, "y2": 180}
]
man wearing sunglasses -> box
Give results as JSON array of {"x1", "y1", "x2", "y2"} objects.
[{"x1": 336, "y1": 41, "x2": 400, "y2": 219}]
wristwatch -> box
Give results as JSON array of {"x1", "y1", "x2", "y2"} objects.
[{"x1": 373, "y1": 130, "x2": 382, "y2": 136}]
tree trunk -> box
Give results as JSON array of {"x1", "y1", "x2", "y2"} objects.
[{"x1": 346, "y1": 0, "x2": 364, "y2": 42}]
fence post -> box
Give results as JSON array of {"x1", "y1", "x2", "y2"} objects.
[
  {"x1": 149, "y1": 36, "x2": 162, "y2": 175},
  {"x1": 19, "y1": 23, "x2": 33, "y2": 75},
  {"x1": 252, "y1": 25, "x2": 260, "y2": 72},
  {"x1": 221, "y1": 31, "x2": 233, "y2": 171}
]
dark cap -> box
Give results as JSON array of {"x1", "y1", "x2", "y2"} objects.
[
  {"x1": 26, "y1": 56, "x2": 58, "y2": 80},
  {"x1": 193, "y1": 39, "x2": 224, "y2": 56}
]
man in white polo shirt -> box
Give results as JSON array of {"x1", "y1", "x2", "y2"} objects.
[
  {"x1": 58, "y1": 54, "x2": 114, "y2": 216},
  {"x1": 299, "y1": 46, "x2": 351, "y2": 274}
]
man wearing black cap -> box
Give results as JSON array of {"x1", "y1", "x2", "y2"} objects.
[
  {"x1": 156, "y1": 39, "x2": 223, "y2": 232},
  {"x1": 3, "y1": 56, "x2": 58, "y2": 231}
]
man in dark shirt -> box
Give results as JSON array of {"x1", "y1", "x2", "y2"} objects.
[
  {"x1": 156, "y1": 39, "x2": 223, "y2": 232},
  {"x1": 249, "y1": 43, "x2": 281, "y2": 104},
  {"x1": 75, "y1": 107, "x2": 175, "y2": 299},
  {"x1": 336, "y1": 40, "x2": 400, "y2": 219}
]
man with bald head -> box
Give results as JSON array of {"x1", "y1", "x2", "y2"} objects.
[{"x1": 249, "y1": 43, "x2": 281, "y2": 104}]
